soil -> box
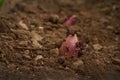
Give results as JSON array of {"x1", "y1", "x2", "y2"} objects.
[{"x1": 0, "y1": 0, "x2": 120, "y2": 80}]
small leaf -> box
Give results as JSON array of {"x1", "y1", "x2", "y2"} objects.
[
  {"x1": 0, "y1": 0, "x2": 4, "y2": 7},
  {"x1": 30, "y1": 23, "x2": 36, "y2": 29}
]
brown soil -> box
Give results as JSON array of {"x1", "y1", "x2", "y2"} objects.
[{"x1": 0, "y1": 0, "x2": 120, "y2": 80}]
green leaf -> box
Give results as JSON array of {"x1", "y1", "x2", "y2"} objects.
[
  {"x1": 30, "y1": 24, "x2": 36, "y2": 29},
  {"x1": 0, "y1": 0, "x2": 4, "y2": 7}
]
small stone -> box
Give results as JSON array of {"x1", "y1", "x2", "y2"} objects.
[
  {"x1": 72, "y1": 60, "x2": 84, "y2": 69},
  {"x1": 31, "y1": 31, "x2": 43, "y2": 48},
  {"x1": 38, "y1": 26, "x2": 44, "y2": 30},
  {"x1": 32, "y1": 40, "x2": 42, "y2": 48},
  {"x1": 35, "y1": 55, "x2": 43, "y2": 61},
  {"x1": 107, "y1": 25, "x2": 114, "y2": 30},
  {"x1": 49, "y1": 14, "x2": 59, "y2": 24},
  {"x1": 65, "y1": 67, "x2": 70, "y2": 70},
  {"x1": 31, "y1": 31, "x2": 43, "y2": 41},
  {"x1": 93, "y1": 44, "x2": 103, "y2": 51},
  {"x1": 50, "y1": 48, "x2": 59, "y2": 57},
  {"x1": 18, "y1": 21, "x2": 29, "y2": 30}
]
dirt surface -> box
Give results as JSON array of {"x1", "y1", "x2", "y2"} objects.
[{"x1": 0, "y1": 0, "x2": 120, "y2": 80}]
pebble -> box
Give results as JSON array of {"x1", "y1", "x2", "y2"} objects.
[
  {"x1": 38, "y1": 26, "x2": 44, "y2": 30},
  {"x1": 18, "y1": 21, "x2": 29, "y2": 30},
  {"x1": 107, "y1": 25, "x2": 114, "y2": 30},
  {"x1": 50, "y1": 48, "x2": 59, "y2": 57},
  {"x1": 49, "y1": 14, "x2": 59, "y2": 23},
  {"x1": 35, "y1": 55, "x2": 43, "y2": 61},
  {"x1": 31, "y1": 31, "x2": 43, "y2": 41},
  {"x1": 72, "y1": 59, "x2": 84, "y2": 69},
  {"x1": 31, "y1": 31, "x2": 43, "y2": 48},
  {"x1": 32, "y1": 40, "x2": 42, "y2": 48},
  {"x1": 93, "y1": 44, "x2": 103, "y2": 51}
]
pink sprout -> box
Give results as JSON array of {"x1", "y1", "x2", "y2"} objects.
[
  {"x1": 63, "y1": 15, "x2": 77, "y2": 26},
  {"x1": 60, "y1": 31, "x2": 83, "y2": 58}
]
